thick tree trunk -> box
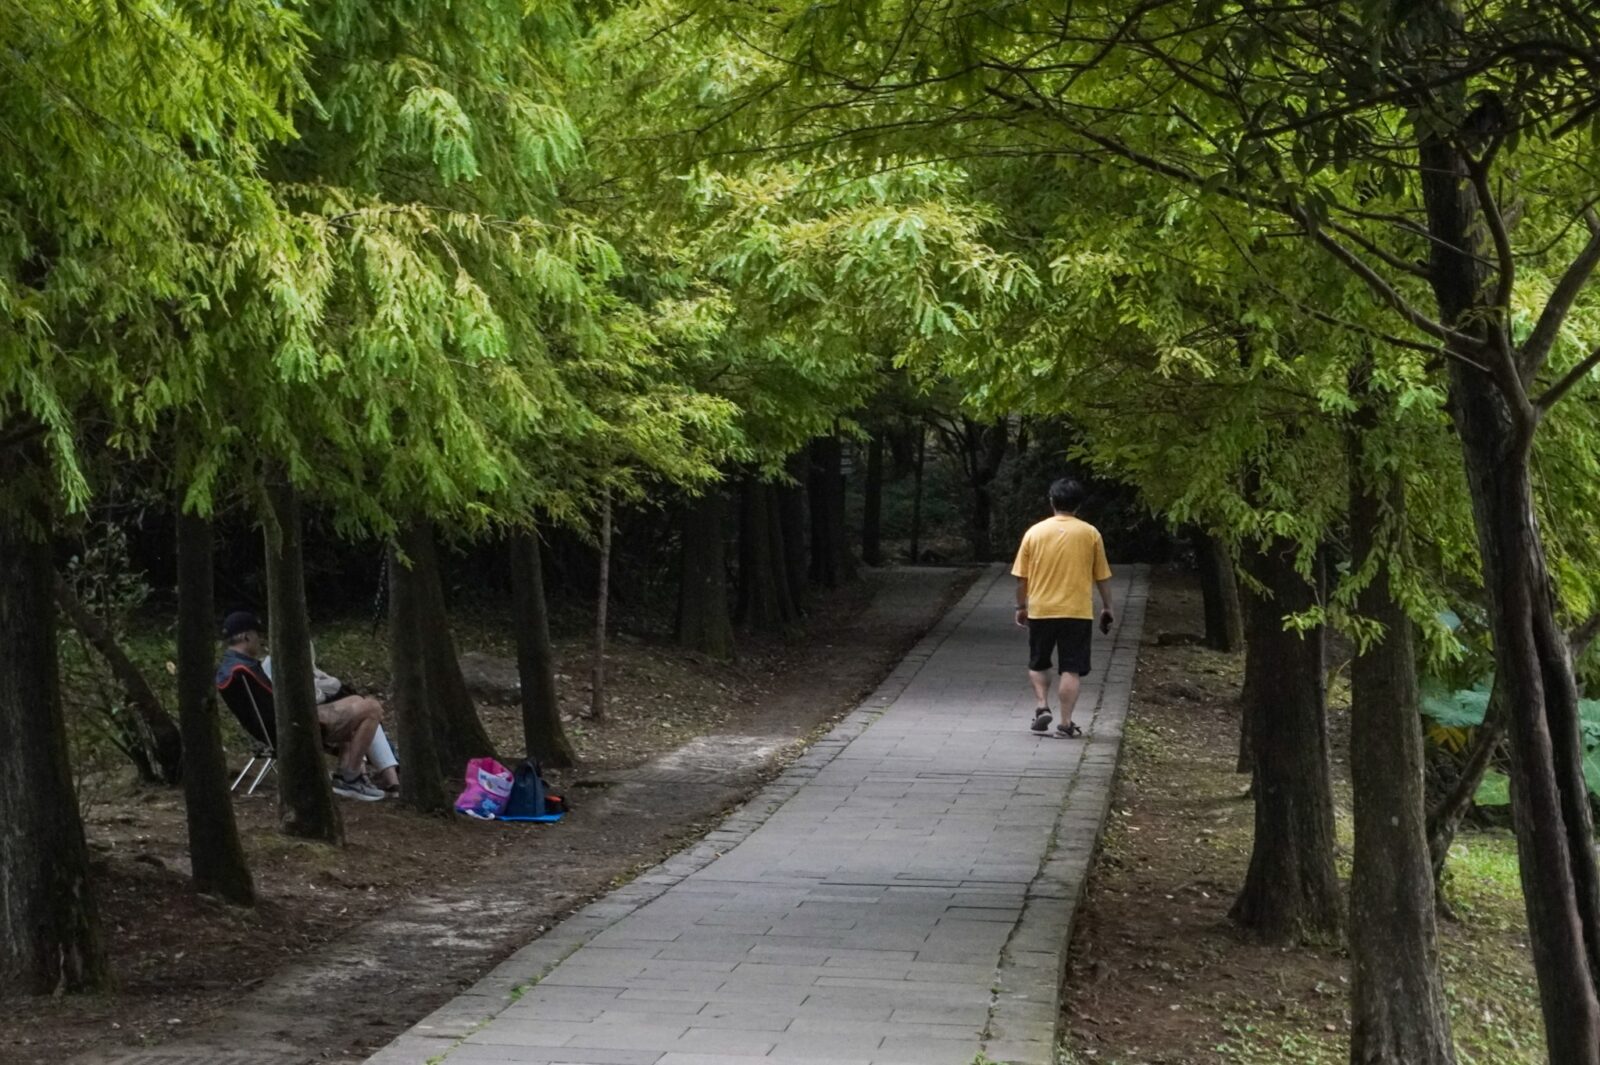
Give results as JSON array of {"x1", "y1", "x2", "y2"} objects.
[
  {"x1": 175, "y1": 511, "x2": 254, "y2": 905},
  {"x1": 1426, "y1": 678, "x2": 1506, "y2": 885},
  {"x1": 0, "y1": 492, "x2": 107, "y2": 993},
  {"x1": 54, "y1": 574, "x2": 184, "y2": 784},
  {"x1": 808, "y1": 435, "x2": 856, "y2": 587},
  {"x1": 1347, "y1": 459, "x2": 1455, "y2": 1064},
  {"x1": 263, "y1": 483, "x2": 343, "y2": 844},
  {"x1": 676, "y1": 489, "x2": 734, "y2": 659},
  {"x1": 388, "y1": 532, "x2": 449, "y2": 814},
  {"x1": 410, "y1": 524, "x2": 495, "y2": 775},
  {"x1": 1235, "y1": 578, "x2": 1263, "y2": 776},
  {"x1": 1192, "y1": 529, "x2": 1245, "y2": 653},
  {"x1": 590, "y1": 490, "x2": 612, "y2": 722},
  {"x1": 1229, "y1": 537, "x2": 1340, "y2": 943},
  {"x1": 737, "y1": 478, "x2": 797, "y2": 632},
  {"x1": 862, "y1": 434, "x2": 885, "y2": 566},
  {"x1": 909, "y1": 430, "x2": 926, "y2": 562},
  {"x1": 1419, "y1": 129, "x2": 1600, "y2": 1057},
  {"x1": 509, "y1": 531, "x2": 575, "y2": 768}
]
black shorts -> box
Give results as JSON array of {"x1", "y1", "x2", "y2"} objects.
[{"x1": 1028, "y1": 617, "x2": 1093, "y2": 676}]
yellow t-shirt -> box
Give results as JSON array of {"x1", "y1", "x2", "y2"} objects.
[{"x1": 1011, "y1": 515, "x2": 1112, "y2": 619}]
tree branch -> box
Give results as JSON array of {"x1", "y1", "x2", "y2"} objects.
[
  {"x1": 1521, "y1": 210, "x2": 1600, "y2": 382},
  {"x1": 1534, "y1": 344, "x2": 1600, "y2": 411}
]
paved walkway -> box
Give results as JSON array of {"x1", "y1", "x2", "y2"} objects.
[{"x1": 368, "y1": 566, "x2": 1147, "y2": 1065}]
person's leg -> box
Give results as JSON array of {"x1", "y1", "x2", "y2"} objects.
[
  {"x1": 367, "y1": 721, "x2": 399, "y2": 791},
  {"x1": 1057, "y1": 671, "x2": 1082, "y2": 724},
  {"x1": 1026, "y1": 620, "x2": 1056, "y2": 731},
  {"x1": 321, "y1": 696, "x2": 382, "y2": 775}
]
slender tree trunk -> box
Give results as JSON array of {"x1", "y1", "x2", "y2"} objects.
[
  {"x1": 388, "y1": 532, "x2": 449, "y2": 814},
  {"x1": 263, "y1": 483, "x2": 342, "y2": 844},
  {"x1": 590, "y1": 490, "x2": 612, "y2": 722},
  {"x1": 509, "y1": 530, "x2": 575, "y2": 768},
  {"x1": 1426, "y1": 678, "x2": 1506, "y2": 885},
  {"x1": 737, "y1": 478, "x2": 797, "y2": 632},
  {"x1": 808, "y1": 434, "x2": 856, "y2": 587},
  {"x1": 1418, "y1": 129, "x2": 1600, "y2": 1056},
  {"x1": 970, "y1": 484, "x2": 994, "y2": 562},
  {"x1": 777, "y1": 452, "x2": 809, "y2": 612},
  {"x1": 909, "y1": 429, "x2": 926, "y2": 562},
  {"x1": 175, "y1": 511, "x2": 254, "y2": 905},
  {"x1": 1236, "y1": 578, "x2": 1262, "y2": 776},
  {"x1": 1229, "y1": 537, "x2": 1340, "y2": 943},
  {"x1": 1192, "y1": 529, "x2": 1245, "y2": 653},
  {"x1": 410, "y1": 524, "x2": 495, "y2": 774},
  {"x1": 1347, "y1": 455, "x2": 1455, "y2": 1064},
  {"x1": 862, "y1": 434, "x2": 885, "y2": 566},
  {"x1": 54, "y1": 574, "x2": 184, "y2": 785},
  {"x1": 0, "y1": 478, "x2": 107, "y2": 993},
  {"x1": 676, "y1": 489, "x2": 734, "y2": 659}
]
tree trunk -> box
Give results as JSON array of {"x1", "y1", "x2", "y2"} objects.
[
  {"x1": 808, "y1": 434, "x2": 856, "y2": 587},
  {"x1": 909, "y1": 429, "x2": 926, "y2": 562},
  {"x1": 0, "y1": 483, "x2": 107, "y2": 993},
  {"x1": 737, "y1": 478, "x2": 797, "y2": 632},
  {"x1": 1426, "y1": 678, "x2": 1506, "y2": 886},
  {"x1": 1235, "y1": 578, "x2": 1263, "y2": 776},
  {"x1": 410, "y1": 524, "x2": 495, "y2": 775},
  {"x1": 1418, "y1": 129, "x2": 1600, "y2": 1056},
  {"x1": 263, "y1": 482, "x2": 343, "y2": 844},
  {"x1": 676, "y1": 489, "x2": 734, "y2": 659},
  {"x1": 175, "y1": 511, "x2": 254, "y2": 905},
  {"x1": 388, "y1": 531, "x2": 449, "y2": 814},
  {"x1": 509, "y1": 530, "x2": 575, "y2": 768},
  {"x1": 1347, "y1": 456, "x2": 1455, "y2": 1064},
  {"x1": 54, "y1": 573, "x2": 184, "y2": 785},
  {"x1": 862, "y1": 434, "x2": 885, "y2": 566},
  {"x1": 777, "y1": 452, "x2": 810, "y2": 612},
  {"x1": 1229, "y1": 537, "x2": 1340, "y2": 943},
  {"x1": 590, "y1": 490, "x2": 612, "y2": 722},
  {"x1": 1192, "y1": 529, "x2": 1245, "y2": 653}
]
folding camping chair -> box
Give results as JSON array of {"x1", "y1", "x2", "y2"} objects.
[{"x1": 218, "y1": 667, "x2": 278, "y2": 795}]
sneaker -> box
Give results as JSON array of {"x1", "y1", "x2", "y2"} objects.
[
  {"x1": 331, "y1": 771, "x2": 385, "y2": 802},
  {"x1": 1031, "y1": 708, "x2": 1053, "y2": 733}
]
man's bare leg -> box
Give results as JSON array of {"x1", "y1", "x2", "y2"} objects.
[
  {"x1": 1029, "y1": 669, "x2": 1052, "y2": 708},
  {"x1": 1057, "y1": 671, "x2": 1082, "y2": 729},
  {"x1": 372, "y1": 766, "x2": 399, "y2": 790}
]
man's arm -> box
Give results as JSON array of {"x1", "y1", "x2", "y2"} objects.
[
  {"x1": 1015, "y1": 577, "x2": 1029, "y2": 628},
  {"x1": 1097, "y1": 579, "x2": 1116, "y2": 628}
]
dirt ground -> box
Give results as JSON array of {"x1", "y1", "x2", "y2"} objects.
[
  {"x1": 4, "y1": 566, "x2": 975, "y2": 1065},
  {"x1": 1059, "y1": 568, "x2": 1544, "y2": 1065}
]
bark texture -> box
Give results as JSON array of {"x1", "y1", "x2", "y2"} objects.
[
  {"x1": 1229, "y1": 538, "x2": 1340, "y2": 943},
  {"x1": 388, "y1": 532, "x2": 449, "y2": 813},
  {"x1": 1192, "y1": 529, "x2": 1245, "y2": 653},
  {"x1": 0, "y1": 501, "x2": 107, "y2": 992},
  {"x1": 176, "y1": 511, "x2": 255, "y2": 904},
  {"x1": 264, "y1": 483, "x2": 343, "y2": 844},
  {"x1": 509, "y1": 531, "x2": 575, "y2": 768},
  {"x1": 738, "y1": 478, "x2": 798, "y2": 632},
  {"x1": 1347, "y1": 461, "x2": 1455, "y2": 1065},
  {"x1": 411, "y1": 524, "x2": 496, "y2": 775},
  {"x1": 676, "y1": 489, "x2": 734, "y2": 659},
  {"x1": 862, "y1": 433, "x2": 885, "y2": 566},
  {"x1": 808, "y1": 435, "x2": 856, "y2": 587}
]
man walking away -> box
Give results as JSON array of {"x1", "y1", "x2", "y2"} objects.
[{"x1": 1011, "y1": 478, "x2": 1115, "y2": 737}]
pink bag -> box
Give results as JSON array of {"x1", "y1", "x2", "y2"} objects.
[{"x1": 454, "y1": 757, "x2": 514, "y2": 820}]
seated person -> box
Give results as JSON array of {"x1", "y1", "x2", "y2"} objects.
[
  {"x1": 261, "y1": 644, "x2": 400, "y2": 796},
  {"x1": 216, "y1": 611, "x2": 391, "y2": 801}
]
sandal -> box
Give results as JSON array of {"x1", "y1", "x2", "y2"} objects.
[
  {"x1": 1056, "y1": 720, "x2": 1084, "y2": 738},
  {"x1": 1031, "y1": 708, "x2": 1053, "y2": 733}
]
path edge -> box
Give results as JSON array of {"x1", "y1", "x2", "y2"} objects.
[
  {"x1": 982, "y1": 565, "x2": 1149, "y2": 1065},
  {"x1": 363, "y1": 565, "x2": 1004, "y2": 1065}
]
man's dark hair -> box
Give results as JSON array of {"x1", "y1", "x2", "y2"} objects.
[{"x1": 1049, "y1": 478, "x2": 1086, "y2": 513}]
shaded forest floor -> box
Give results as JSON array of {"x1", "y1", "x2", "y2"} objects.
[
  {"x1": 5, "y1": 565, "x2": 975, "y2": 1065},
  {"x1": 1059, "y1": 569, "x2": 1544, "y2": 1064}
]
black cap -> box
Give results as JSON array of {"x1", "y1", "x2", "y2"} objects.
[{"x1": 222, "y1": 610, "x2": 263, "y2": 641}]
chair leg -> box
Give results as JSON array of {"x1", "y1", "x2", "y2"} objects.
[
  {"x1": 232, "y1": 756, "x2": 258, "y2": 793},
  {"x1": 247, "y1": 757, "x2": 275, "y2": 795}
]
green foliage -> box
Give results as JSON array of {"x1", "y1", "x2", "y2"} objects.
[{"x1": 1421, "y1": 678, "x2": 1600, "y2": 806}]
